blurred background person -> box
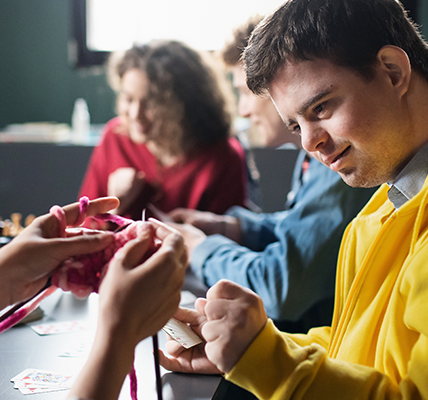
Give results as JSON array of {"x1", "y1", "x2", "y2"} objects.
[
  {"x1": 79, "y1": 40, "x2": 247, "y2": 222},
  {"x1": 222, "y1": 14, "x2": 301, "y2": 150},
  {"x1": 220, "y1": 14, "x2": 301, "y2": 211}
]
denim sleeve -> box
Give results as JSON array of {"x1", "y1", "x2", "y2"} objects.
[
  {"x1": 191, "y1": 158, "x2": 377, "y2": 321},
  {"x1": 226, "y1": 206, "x2": 289, "y2": 251}
]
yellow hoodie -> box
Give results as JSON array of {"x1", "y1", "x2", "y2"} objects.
[{"x1": 227, "y1": 179, "x2": 428, "y2": 399}]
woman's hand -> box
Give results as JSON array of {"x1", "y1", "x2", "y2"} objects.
[
  {"x1": 0, "y1": 197, "x2": 119, "y2": 309},
  {"x1": 68, "y1": 219, "x2": 187, "y2": 400},
  {"x1": 107, "y1": 167, "x2": 146, "y2": 215},
  {"x1": 97, "y1": 219, "x2": 188, "y2": 346}
]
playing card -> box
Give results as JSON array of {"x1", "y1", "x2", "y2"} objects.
[
  {"x1": 162, "y1": 317, "x2": 203, "y2": 349},
  {"x1": 31, "y1": 320, "x2": 88, "y2": 335},
  {"x1": 179, "y1": 290, "x2": 197, "y2": 306},
  {"x1": 58, "y1": 336, "x2": 94, "y2": 357},
  {"x1": 13, "y1": 381, "x2": 67, "y2": 394},
  {"x1": 11, "y1": 368, "x2": 76, "y2": 394}
]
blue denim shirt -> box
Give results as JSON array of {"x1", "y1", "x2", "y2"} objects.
[{"x1": 191, "y1": 151, "x2": 377, "y2": 330}]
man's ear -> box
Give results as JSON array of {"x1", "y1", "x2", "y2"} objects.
[{"x1": 377, "y1": 45, "x2": 411, "y2": 97}]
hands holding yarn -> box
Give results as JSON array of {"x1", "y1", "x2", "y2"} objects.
[
  {"x1": 0, "y1": 196, "x2": 188, "y2": 400},
  {"x1": 98, "y1": 219, "x2": 187, "y2": 345},
  {"x1": 67, "y1": 203, "x2": 187, "y2": 400},
  {"x1": 0, "y1": 197, "x2": 119, "y2": 310}
]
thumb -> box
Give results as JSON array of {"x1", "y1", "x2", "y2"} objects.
[
  {"x1": 195, "y1": 297, "x2": 207, "y2": 316},
  {"x1": 111, "y1": 231, "x2": 153, "y2": 269},
  {"x1": 206, "y1": 279, "x2": 246, "y2": 301}
]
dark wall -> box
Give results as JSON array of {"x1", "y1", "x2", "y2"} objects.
[
  {"x1": 420, "y1": 1, "x2": 428, "y2": 41},
  {"x1": 0, "y1": 0, "x2": 427, "y2": 130},
  {"x1": 0, "y1": 0, "x2": 116, "y2": 129}
]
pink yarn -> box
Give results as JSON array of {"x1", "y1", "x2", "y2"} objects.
[
  {"x1": 0, "y1": 286, "x2": 57, "y2": 334},
  {"x1": 51, "y1": 213, "x2": 157, "y2": 298},
  {"x1": 129, "y1": 365, "x2": 138, "y2": 400}
]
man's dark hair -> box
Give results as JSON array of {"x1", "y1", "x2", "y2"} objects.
[{"x1": 244, "y1": 0, "x2": 428, "y2": 95}]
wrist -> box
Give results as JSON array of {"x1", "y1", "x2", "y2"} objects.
[
  {"x1": 221, "y1": 216, "x2": 242, "y2": 243},
  {"x1": 68, "y1": 325, "x2": 136, "y2": 400}
]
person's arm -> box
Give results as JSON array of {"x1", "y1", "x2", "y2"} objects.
[
  {"x1": 0, "y1": 197, "x2": 119, "y2": 310},
  {"x1": 161, "y1": 279, "x2": 426, "y2": 400},
  {"x1": 107, "y1": 168, "x2": 146, "y2": 215},
  {"x1": 168, "y1": 208, "x2": 242, "y2": 242},
  {"x1": 68, "y1": 220, "x2": 187, "y2": 400},
  {"x1": 188, "y1": 137, "x2": 247, "y2": 215},
  {"x1": 190, "y1": 161, "x2": 376, "y2": 321}
]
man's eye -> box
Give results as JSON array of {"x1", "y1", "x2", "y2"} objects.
[
  {"x1": 291, "y1": 124, "x2": 301, "y2": 135},
  {"x1": 314, "y1": 103, "x2": 325, "y2": 115}
]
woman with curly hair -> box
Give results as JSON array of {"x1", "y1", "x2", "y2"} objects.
[{"x1": 79, "y1": 40, "x2": 247, "y2": 220}]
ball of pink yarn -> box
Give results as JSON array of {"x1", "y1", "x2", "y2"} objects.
[{"x1": 52, "y1": 221, "x2": 157, "y2": 298}]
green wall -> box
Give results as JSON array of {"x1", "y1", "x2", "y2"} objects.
[
  {"x1": 420, "y1": 1, "x2": 428, "y2": 41},
  {"x1": 0, "y1": 0, "x2": 427, "y2": 130},
  {"x1": 0, "y1": 0, "x2": 116, "y2": 129}
]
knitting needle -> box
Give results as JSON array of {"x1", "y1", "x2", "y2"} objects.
[
  {"x1": 139, "y1": 208, "x2": 163, "y2": 400},
  {"x1": 152, "y1": 333, "x2": 163, "y2": 400}
]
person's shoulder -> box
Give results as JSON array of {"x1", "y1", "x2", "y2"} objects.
[
  {"x1": 100, "y1": 117, "x2": 131, "y2": 143},
  {"x1": 224, "y1": 136, "x2": 246, "y2": 158},
  {"x1": 103, "y1": 117, "x2": 126, "y2": 135},
  {"x1": 197, "y1": 137, "x2": 245, "y2": 158}
]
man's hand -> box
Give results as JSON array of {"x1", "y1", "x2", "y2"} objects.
[
  {"x1": 159, "y1": 307, "x2": 221, "y2": 375},
  {"x1": 199, "y1": 280, "x2": 268, "y2": 373},
  {"x1": 160, "y1": 280, "x2": 268, "y2": 375},
  {"x1": 168, "y1": 208, "x2": 242, "y2": 243},
  {"x1": 166, "y1": 222, "x2": 207, "y2": 259}
]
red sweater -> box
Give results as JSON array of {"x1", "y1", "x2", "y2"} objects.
[{"x1": 79, "y1": 118, "x2": 247, "y2": 220}]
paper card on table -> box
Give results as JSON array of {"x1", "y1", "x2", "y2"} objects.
[
  {"x1": 162, "y1": 317, "x2": 203, "y2": 349},
  {"x1": 11, "y1": 368, "x2": 76, "y2": 389},
  {"x1": 180, "y1": 290, "x2": 197, "y2": 306},
  {"x1": 58, "y1": 336, "x2": 94, "y2": 357},
  {"x1": 13, "y1": 381, "x2": 68, "y2": 394},
  {"x1": 31, "y1": 320, "x2": 88, "y2": 335}
]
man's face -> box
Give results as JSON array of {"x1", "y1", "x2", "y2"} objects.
[
  {"x1": 232, "y1": 65, "x2": 300, "y2": 148},
  {"x1": 269, "y1": 58, "x2": 413, "y2": 188}
]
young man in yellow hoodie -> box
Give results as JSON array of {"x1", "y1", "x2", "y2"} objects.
[{"x1": 159, "y1": 1, "x2": 428, "y2": 399}]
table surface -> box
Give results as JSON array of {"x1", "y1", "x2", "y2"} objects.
[{"x1": 0, "y1": 273, "x2": 221, "y2": 400}]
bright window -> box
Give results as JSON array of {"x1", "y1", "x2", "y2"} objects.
[{"x1": 86, "y1": 0, "x2": 285, "y2": 51}]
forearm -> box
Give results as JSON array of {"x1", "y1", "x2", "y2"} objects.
[
  {"x1": 192, "y1": 236, "x2": 333, "y2": 321},
  {"x1": 227, "y1": 321, "x2": 403, "y2": 400},
  {"x1": 226, "y1": 206, "x2": 279, "y2": 251},
  {"x1": 68, "y1": 328, "x2": 136, "y2": 400}
]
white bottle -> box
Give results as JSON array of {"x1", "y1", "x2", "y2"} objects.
[{"x1": 72, "y1": 98, "x2": 90, "y2": 144}]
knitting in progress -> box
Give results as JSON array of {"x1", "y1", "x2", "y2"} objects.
[
  {"x1": 0, "y1": 196, "x2": 160, "y2": 400},
  {"x1": 51, "y1": 197, "x2": 159, "y2": 298}
]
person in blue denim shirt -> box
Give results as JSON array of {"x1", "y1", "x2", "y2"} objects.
[
  {"x1": 170, "y1": 151, "x2": 376, "y2": 332},
  {"x1": 167, "y1": 17, "x2": 377, "y2": 333}
]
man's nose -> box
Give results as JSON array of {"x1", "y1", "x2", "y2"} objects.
[
  {"x1": 238, "y1": 96, "x2": 252, "y2": 118},
  {"x1": 300, "y1": 123, "x2": 329, "y2": 153}
]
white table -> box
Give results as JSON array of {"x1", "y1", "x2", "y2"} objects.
[{"x1": 0, "y1": 273, "x2": 221, "y2": 400}]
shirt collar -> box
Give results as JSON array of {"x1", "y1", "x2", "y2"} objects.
[{"x1": 387, "y1": 141, "x2": 428, "y2": 209}]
